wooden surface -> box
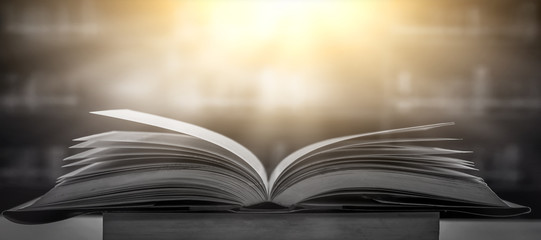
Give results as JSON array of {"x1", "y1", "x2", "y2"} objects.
[
  {"x1": 2, "y1": 215, "x2": 541, "y2": 240},
  {"x1": 103, "y1": 212, "x2": 439, "y2": 240}
]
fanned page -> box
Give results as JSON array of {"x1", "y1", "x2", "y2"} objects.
[
  {"x1": 268, "y1": 123, "x2": 529, "y2": 216},
  {"x1": 91, "y1": 109, "x2": 268, "y2": 191},
  {"x1": 269, "y1": 123, "x2": 455, "y2": 190},
  {"x1": 60, "y1": 131, "x2": 264, "y2": 196}
]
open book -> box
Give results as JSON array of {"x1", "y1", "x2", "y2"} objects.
[{"x1": 3, "y1": 110, "x2": 529, "y2": 224}]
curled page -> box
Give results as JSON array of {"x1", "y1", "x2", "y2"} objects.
[
  {"x1": 269, "y1": 122, "x2": 455, "y2": 190},
  {"x1": 91, "y1": 109, "x2": 268, "y2": 191}
]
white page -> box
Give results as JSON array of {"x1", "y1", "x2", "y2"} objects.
[
  {"x1": 269, "y1": 122, "x2": 455, "y2": 190},
  {"x1": 91, "y1": 109, "x2": 268, "y2": 191}
]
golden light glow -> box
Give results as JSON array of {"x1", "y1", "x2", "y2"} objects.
[
  {"x1": 165, "y1": 1, "x2": 391, "y2": 112},
  {"x1": 50, "y1": 0, "x2": 402, "y2": 114},
  {"x1": 189, "y1": 1, "x2": 386, "y2": 57}
]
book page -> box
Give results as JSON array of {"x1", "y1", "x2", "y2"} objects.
[
  {"x1": 268, "y1": 122, "x2": 455, "y2": 191},
  {"x1": 66, "y1": 131, "x2": 256, "y2": 173},
  {"x1": 271, "y1": 169, "x2": 506, "y2": 207},
  {"x1": 91, "y1": 110, "x2": 268, "y2": 191}
]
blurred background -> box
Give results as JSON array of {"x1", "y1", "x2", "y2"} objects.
[{"x1": 0, "y1": 0, "x2": 540, "y2": 217}]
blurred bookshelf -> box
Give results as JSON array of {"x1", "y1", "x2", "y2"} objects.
[{"x1": 0, "y1": 0, "x2": 540, "y2": 217}]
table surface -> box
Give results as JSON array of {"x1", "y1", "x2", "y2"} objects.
[{"x1": 1, "y1": 216, "x2": 540, "y2": 240}]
